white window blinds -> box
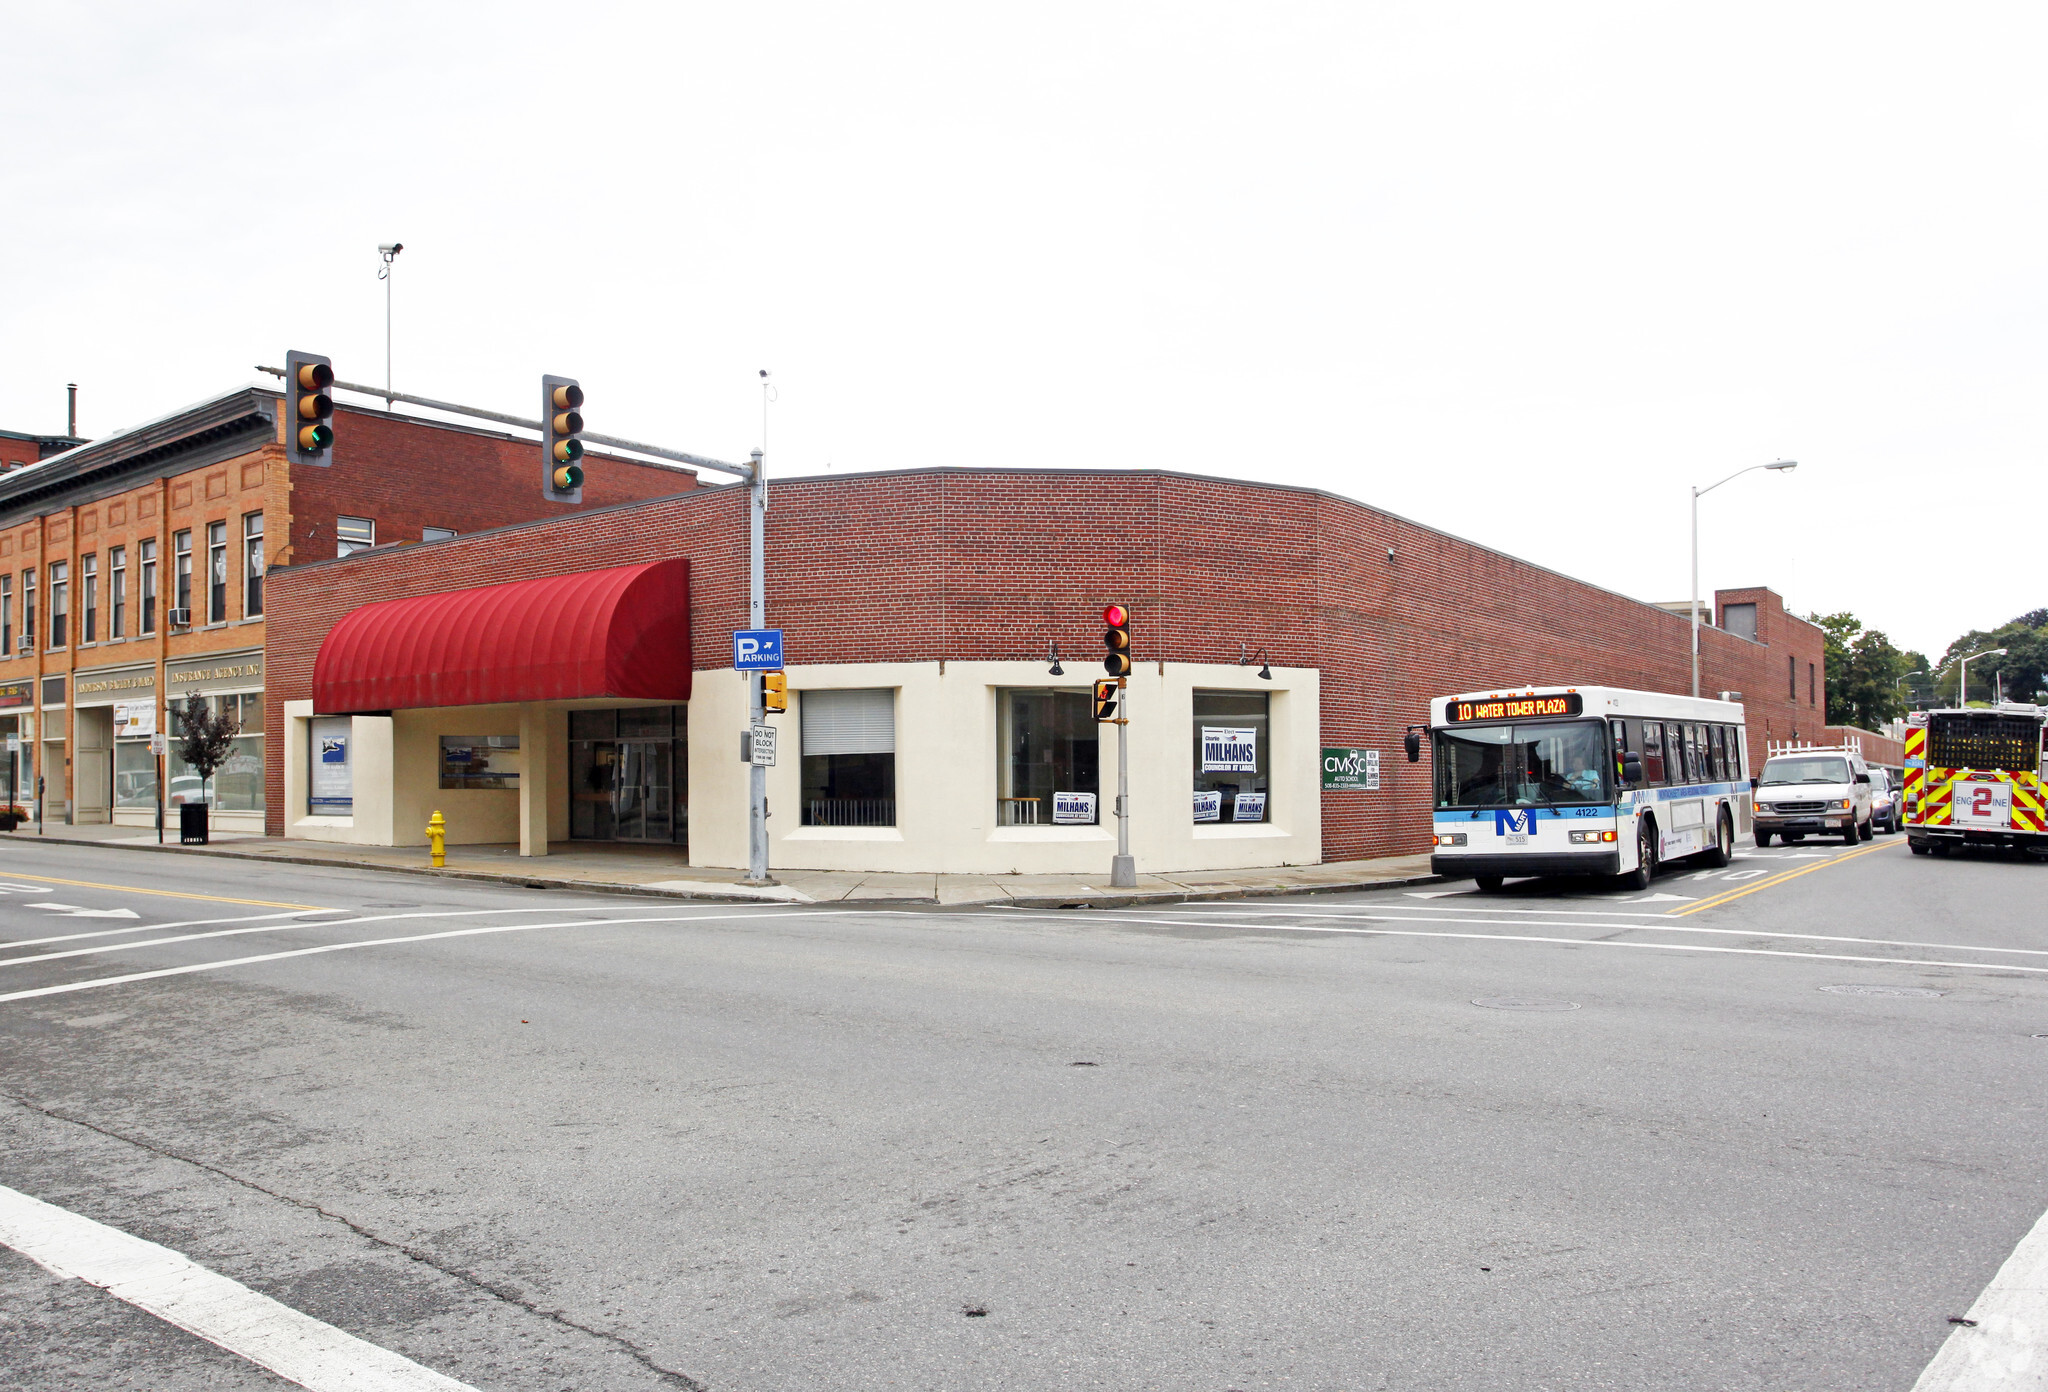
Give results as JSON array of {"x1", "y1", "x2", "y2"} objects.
[{"x1": 801, "y1": 688, "x2": 895, "y2": 756}]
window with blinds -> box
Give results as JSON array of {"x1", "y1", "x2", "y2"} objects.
[{"x1": 801, "y1": 689, "x2": 896, "y2": 825}]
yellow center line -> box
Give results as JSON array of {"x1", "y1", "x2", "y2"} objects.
[
  {"x1": 0, "y1": 872, "x2": 322, "y2": 912},
  {"x1": 1668, "y1": 839, "x2": 1900, "y2": 917}
]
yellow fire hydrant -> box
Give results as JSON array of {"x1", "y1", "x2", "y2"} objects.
[{"x1": 425, "y1": 810, "x2": 447, "y2": 868}]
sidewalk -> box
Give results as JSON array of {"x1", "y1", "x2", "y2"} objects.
[{"x1": 4, "y1": 821, "x2": 1437, "y2": 908}]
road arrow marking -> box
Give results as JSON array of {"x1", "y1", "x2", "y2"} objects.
[{"x1": 25, "y1": 903, "x2": 142, "y2": 919}]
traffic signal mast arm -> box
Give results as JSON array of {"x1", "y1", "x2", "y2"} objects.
[{"x1": 254, "y1": 365, "x2": 755, "y2": 482}]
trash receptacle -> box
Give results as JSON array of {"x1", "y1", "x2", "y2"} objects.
[{"x1": 179, "y1": 801, "x2": 209, "y2": 845}]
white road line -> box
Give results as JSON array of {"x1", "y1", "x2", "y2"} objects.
[
  {"x1": 1911, "y1": 1202, "x2": 2048, "y2": 1390},
  {"x1": 1162, "y1": 902, "x2": 1698, "y2": 919},
  {"x1": 0, "y1": 907, "x2": 350, "y2": 951},
  {"x1": 0, "y1": 903, "x2": 679, "y2": 969},
  {"x1": 976, "y1": 912, "x2": 2048, "y2": 978},
  {"x1": 1090, "y1": 906, "x2": 2048, "y2": 961},
  {"x1": 0, "y1": 909, "x2": 888, "y2": 1003},
  {"x1": 0, "y1": 1182, "x2": 475, "y2": 1391}
]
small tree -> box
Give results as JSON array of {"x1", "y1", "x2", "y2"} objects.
[{"x1": 174, "y1": 693, "x2": 240, "y2": 812}]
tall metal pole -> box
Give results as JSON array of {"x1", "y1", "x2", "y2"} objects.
[
  {"x1": 745, "y1": 448, "x2": 773, "y2": 885},
  {"x1": 1689, "y1": 487, "x2": 1701, "y2": 699},
  {"x1": 1111, "y1": 676, "x2": 1135, "y2": 887}
]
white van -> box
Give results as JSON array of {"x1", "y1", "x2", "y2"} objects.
[{"x1": 1752, "y1": 746, "x2": 1873, "y2": 846}]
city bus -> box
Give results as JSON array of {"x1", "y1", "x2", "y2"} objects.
[{"x1": 1409, "y1": 685, "x2": 1752, "y2": 892}]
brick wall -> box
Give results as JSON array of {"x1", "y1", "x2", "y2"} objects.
[
  {"x1": 264, "y1": 468, "x2": 1829, "y2": 857},
  {"x1": 0, "y1": 401, "x2": 706, "y2": 818},
  {"x1": 281, "y1": 405, "x2": 700, "y2": 566}
]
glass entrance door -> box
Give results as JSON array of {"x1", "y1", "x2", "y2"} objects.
[
  {"x1": 568, "y1": 707, "x2": 688, "y2": 848},
  {"x1": 613, "y1": 740, "x2": 672, "y2": 842}
]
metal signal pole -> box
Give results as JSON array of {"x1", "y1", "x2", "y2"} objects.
[
  {"x1": 1112, "y1": 675, "x2": 1134, "y2": 888},
  {"x1": 745, "y1": 447, "x2": 773, "y2": 886}
]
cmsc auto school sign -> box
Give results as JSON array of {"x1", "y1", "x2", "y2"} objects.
[{"x1": 1322, "y1": 747, "x2": 1378, "y2": 791}]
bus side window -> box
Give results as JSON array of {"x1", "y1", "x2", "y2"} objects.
[
  {"x1": 1710, "y1": 725, "x2": 1728, "y2": 781},
  {"x1": 1687, "y1": 723, "x2": 1705, "y2": 783},
  {"x1": 1642, "y1": 722, "x2": 1666, "y2": 785}
]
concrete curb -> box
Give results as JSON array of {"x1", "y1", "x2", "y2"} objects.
[{"x1": 2, "y1": 830, "x2": 1444, "y2": 909}]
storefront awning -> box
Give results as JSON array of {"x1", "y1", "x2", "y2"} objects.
[{"x1": 313, "y1": 559, "x2": 692, "y2": 713}]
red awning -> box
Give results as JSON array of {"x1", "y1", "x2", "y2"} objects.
[{"x1": 313, "y1": 559, "x2": 691, "y2": 713}]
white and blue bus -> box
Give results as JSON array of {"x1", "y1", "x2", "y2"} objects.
[{"x1": 1407, "y1": 685, "x2": 1752, "y2": 892}]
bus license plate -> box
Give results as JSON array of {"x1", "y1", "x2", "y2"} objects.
[{"x1": 1506, "y1": 832, "x2": 1529, "y2": 846}]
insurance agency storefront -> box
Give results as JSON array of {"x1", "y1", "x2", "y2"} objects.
[{"x1": 272, "y1": 553, "x2": 1321, "y2": 874}]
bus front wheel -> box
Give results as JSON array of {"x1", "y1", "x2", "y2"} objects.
[
  {"x1": 1474, "y1": 875, "x2": 1504, "y2": 894},
  {"x1": 1621, "y1": 820, "x2": 1657, "y2": 890}
]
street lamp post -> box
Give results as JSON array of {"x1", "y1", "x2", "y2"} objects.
[
  {"x1": 1895, "y1": 669, "x2": 1927, "y2": 713},
  {"x1": 1691, "y1": 460, "x2": 1797, "y2": 698},
  {"x1": 1954, "y1": 647, "x2": 2007, "y2": 708}
]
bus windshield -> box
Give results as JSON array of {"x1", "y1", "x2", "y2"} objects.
[{"x1": 1433, "y1": 720, "x2": 1610, "y2": 809}]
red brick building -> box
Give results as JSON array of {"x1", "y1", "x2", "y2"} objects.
[
  {"x1": 0, "y1": 385, "x2": 699, "y2": 830},
  {"x1": 264, "y1": 468, "x2": 1827, "y2": 871}
]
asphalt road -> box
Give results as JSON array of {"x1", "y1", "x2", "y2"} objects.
[{"x1": 0, "y1": 833, "x2": 2043, "y2": 1390}]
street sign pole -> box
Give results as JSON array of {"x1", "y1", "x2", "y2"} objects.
[
  {"x1": 1111, "y1": 675, "x2": 1135, "y2": 887},
  {"x1": 744, "y1": 448, "x2": 775, "y2": 886}
]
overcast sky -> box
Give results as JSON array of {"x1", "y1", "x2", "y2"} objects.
[{"x1": 4, "y1": 3, "x2": 2041, "y2": 658}]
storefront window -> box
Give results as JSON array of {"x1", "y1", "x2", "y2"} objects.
[
  {"x1": 169, "y1": 693, "x2": 265, "y2": 810},
  {"x1": 802, "y1": 689, "x2": 896, "y2": 826},
  {"x1": 1193, "y1": 690, "x2": 1270, "y2": 823},
  {"x1": 996, "y1": 689, "x2": 1098, "y2": 826},
  {"x1": 310, "y1": 715, "x2": 352, "y2": 812},
  {"x1": 115, "y1": 740, "x2": 157, "y2": 809},
  {"x1": 440, "y1": 735, "x2": 521, "y2": 789}
]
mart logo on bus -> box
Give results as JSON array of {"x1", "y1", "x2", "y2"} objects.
[{"x1": 1494, "y1": 809, "x2": 1535, "y2": 843}]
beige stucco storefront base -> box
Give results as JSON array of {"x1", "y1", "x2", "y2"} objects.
[{"x1": 282, "y1": 662, "x2": 1319, "y2": 875}]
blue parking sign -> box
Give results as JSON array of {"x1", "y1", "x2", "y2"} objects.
[{"x1": 733, "y1": 629, "x2": 784, "y2": 671}]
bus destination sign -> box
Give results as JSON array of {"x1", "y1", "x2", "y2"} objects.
[{"x1": 1447, "y1": 693, "x2": 1583, "y2": 723}]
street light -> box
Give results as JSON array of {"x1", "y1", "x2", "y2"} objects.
[
  {"x1": 1895, "y1": 669, "x2": 1927, "y2": 712},
  {"x1": 1691, "y1": 460, "x2": 1797, "y2": 697},
  {"x1": 1955, "y1": 648, "x2": 2007, "y2": 707}
]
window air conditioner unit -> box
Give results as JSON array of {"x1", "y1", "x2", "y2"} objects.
[
  {"x1": 15, "y1": 641, "x2": 30, "y2": 656},
  {"x1": 167, "y1": 608, "x2": 192, "y2": 628}
]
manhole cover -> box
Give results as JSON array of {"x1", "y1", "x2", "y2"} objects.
[
  {"x1": 1471, "y1": 997, "x2": 1580, "y2": 1012},
  {"x1": 1820, "y1": 984, "x2": 1945, "y2": 999}
]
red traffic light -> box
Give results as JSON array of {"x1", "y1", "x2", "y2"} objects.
[{"x1": 1103, "y1": 604, "x2": 1128, "y2": 627}]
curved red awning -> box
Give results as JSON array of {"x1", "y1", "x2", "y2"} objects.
[{"x1": 313, "y1": 559, "x2": 691, "y2": 713}]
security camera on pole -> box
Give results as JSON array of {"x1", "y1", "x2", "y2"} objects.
[{"x1": 1101, "y1": 604, "x2": 1136, "y2": 888}]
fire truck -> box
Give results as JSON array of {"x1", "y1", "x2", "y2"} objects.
[{"x1": 1902, "y1": 703, "x2": 2048, "y2": 856}]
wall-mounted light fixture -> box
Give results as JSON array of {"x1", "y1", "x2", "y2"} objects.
[{"x1": 1047, "y1": 642, "x2": 1064, "y2": 676}]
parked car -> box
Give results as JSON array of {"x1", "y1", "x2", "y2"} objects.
[
  {"x1": 1868, "y1": 766, "x2": 1903, "y2": 834},
  {"x1": 1753, "y1": 747, "x2": 1873, "y2": 846}
]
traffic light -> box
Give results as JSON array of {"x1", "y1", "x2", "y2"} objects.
[
  {"x1": 763, "y1": 671, "x2": 787, "y2": 713},
  {"x1": 284, "y1": 350, "x2": 334, "y2": 466},
  {"x1": 542, "y1": 374, "x2": 585, "y2": 501},
  {"x1": 1093, "y1": 679, "x2": 1119, "y2": 721},
  {"x1": 1102, "y1": 603, "x2": 1132, "y2": 677}
]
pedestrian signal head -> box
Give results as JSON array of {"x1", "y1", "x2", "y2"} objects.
[
  {"x1": 1093, "y1": 679, "x2": 1119, "y2": 721},
  {"x1": 763, "y1": 671, "x2": 788, "y2": 713},
  {"x1": 1102, "y1": 602, "x2": 1132, "y2": 677}
]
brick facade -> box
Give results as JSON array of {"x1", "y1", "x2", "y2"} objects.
[
  {"x1": 265, "y1": 468, "x2": 1829, "y2": 859},
  {"x1": 0, "y1": 390, "x2": 699, "y2": 823}
]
